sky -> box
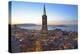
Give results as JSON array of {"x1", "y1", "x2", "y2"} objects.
[{"x1": 10, "y1": 1, "x2": 78, "y2": 25}]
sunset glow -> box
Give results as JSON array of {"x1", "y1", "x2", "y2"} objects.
[{"x1": 10, "y1": 1, "x2": 78, "y2": 25}]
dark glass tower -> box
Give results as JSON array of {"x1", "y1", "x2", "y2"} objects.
[{"x1": 42, "y1": 4, "x2": 48, "y2": 34}]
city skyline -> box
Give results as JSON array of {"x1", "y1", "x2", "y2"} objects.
[
  {"x1": 11, "y1": 1, "x2": 78, "y2": 25},
  {"x1": 9, "y1": 1, "x2": 78, "y2": 52}
]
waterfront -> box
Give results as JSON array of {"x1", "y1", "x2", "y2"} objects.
[{"x1": 18, "y1": 25, "x2": 78, "y2": 32}]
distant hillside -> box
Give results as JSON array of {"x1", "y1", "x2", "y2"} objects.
[
  {"x1": 14, "y1": 24, "x2": 37, "y2": 26},
  {"x1": 48, "y1": 24, "x2": 78, "y2": 27}
]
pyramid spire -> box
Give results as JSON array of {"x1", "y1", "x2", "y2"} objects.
[{"x1": 43, "y1": 4, "x2": 46, "y2": 15}]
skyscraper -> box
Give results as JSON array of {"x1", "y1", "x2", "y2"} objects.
[{"x1": 42, "y1": 4, "x2": 48, "y2": 34}]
